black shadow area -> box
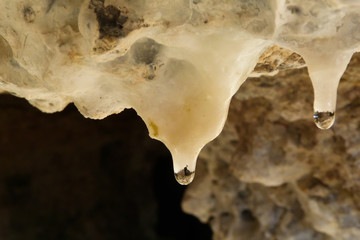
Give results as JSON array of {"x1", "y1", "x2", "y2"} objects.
[{"x1": 0, "y1": 94, "x2": 212, "y2": 240}]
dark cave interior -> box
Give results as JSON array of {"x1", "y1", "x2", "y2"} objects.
[{"x1": 0, "y1": 94, "x2": 212, "y2": 240}]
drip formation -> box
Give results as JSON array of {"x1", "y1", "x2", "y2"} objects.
[
  {"x1": 313, "y1": 112, "x2": 336, "y2": 130},
  {"x1": 174, "y1": 166, "x2": 195, "y2": 185}
]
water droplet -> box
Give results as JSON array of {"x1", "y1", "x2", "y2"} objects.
[
  {"x1": 174, "y1": 166, "x2": 195, "y2": 185},
  {"x1": 313, "y1": 111, "x2": 335, "y2": 130}
]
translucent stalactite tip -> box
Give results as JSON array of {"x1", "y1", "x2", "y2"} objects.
[
  {"x1": 313, "y1": 111, "x2": 335, "y2": 130},
  {"x1": 174, "y1": 166, "x2": 195, "y2": 185}
]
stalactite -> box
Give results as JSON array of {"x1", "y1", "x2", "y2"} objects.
[{"x1": 0, "y1": 0, "x2": 359, "y2": 184}]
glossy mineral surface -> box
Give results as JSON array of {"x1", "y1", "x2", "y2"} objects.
[{"x1": 0, "y1": 0, "x2": 359, "y2": 184}]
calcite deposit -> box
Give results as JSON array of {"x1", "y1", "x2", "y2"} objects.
[{"x1": 1, "y1": 0, "x2": 360, "y2": 185}]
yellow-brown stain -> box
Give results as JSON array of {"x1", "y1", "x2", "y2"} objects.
[
  {"x1": 67, "y1": 49, "x2": 82, "y2": 61},
  {"x1": 149, "y1": 121, "x2": 159, "y2": 137},
  {"x1": 183, "y1": 102, "x2": 192, "y2": 113}
]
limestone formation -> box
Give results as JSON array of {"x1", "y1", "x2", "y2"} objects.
[{"x1": 1, "y1": 0, "x2": 360, "y2": 184}]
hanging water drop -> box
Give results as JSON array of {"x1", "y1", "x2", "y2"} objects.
[
  {"x1": 301, "y1": 52, "x2": 353, "y2": 130},
  {"x1": 313, "y1": 111, "x2": 335, "y2": 130},
  {"x1": 174, "y1": 166, "x2": 195, "y2": 185}
]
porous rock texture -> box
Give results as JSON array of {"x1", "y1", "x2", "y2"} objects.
[{"x1": 183, "y1": 53, "x2": 360, "y2": 240}]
